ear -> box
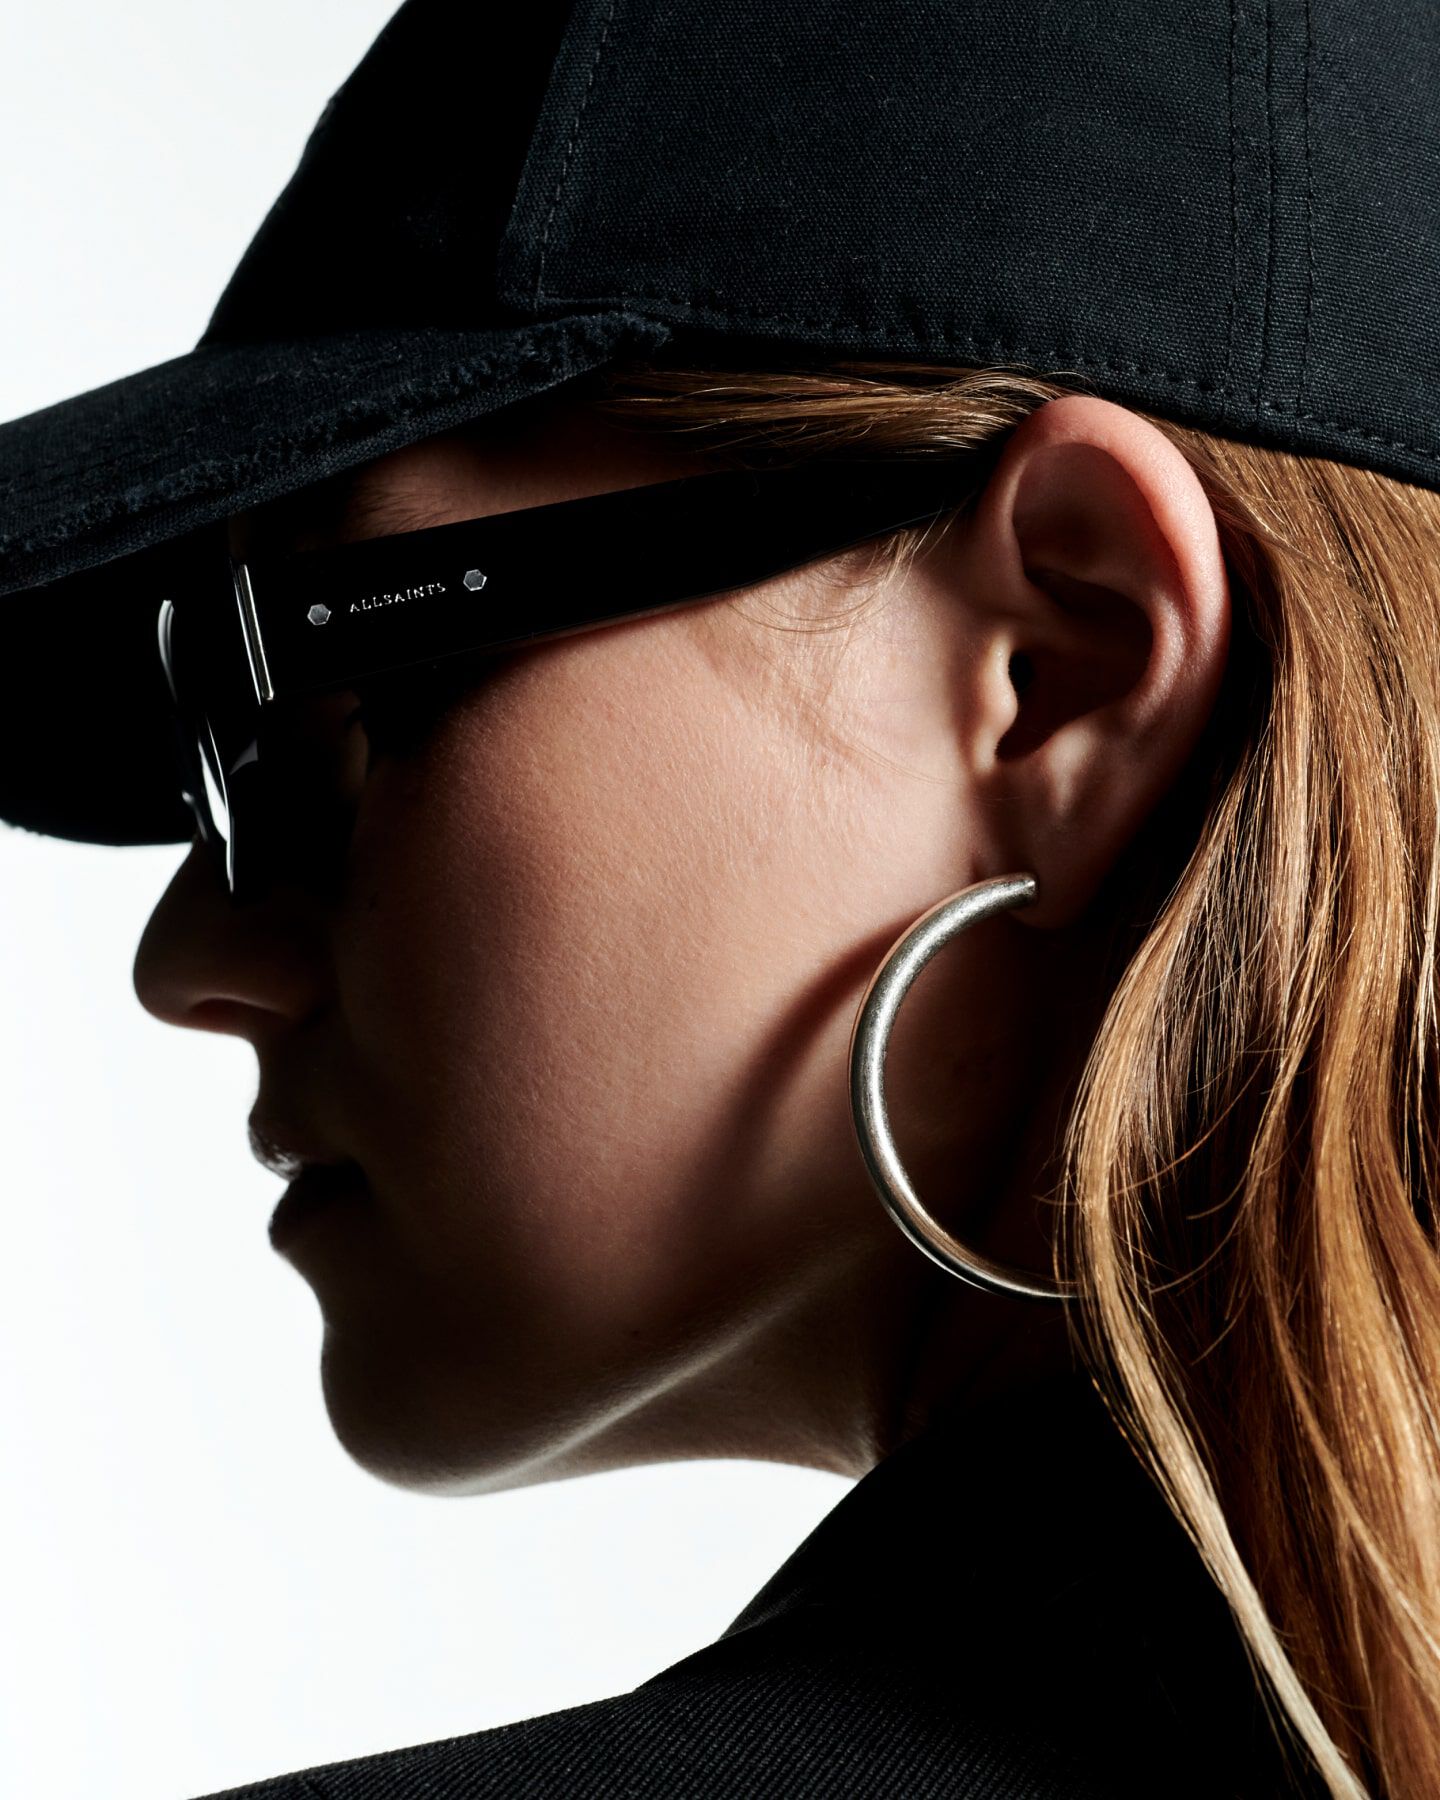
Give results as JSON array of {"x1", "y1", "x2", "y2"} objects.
[{"x1": 949, "y1": 394, "x2": 1232, "y2": 927}]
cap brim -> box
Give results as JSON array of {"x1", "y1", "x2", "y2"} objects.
[{"x1": 0, "y1": 310, "x2": 671, "y2": 848}]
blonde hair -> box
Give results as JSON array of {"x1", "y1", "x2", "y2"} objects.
[{"x1": 581, "y1": 357, "x2": 1440, "y2": 1798}]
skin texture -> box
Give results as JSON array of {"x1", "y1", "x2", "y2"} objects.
[{"x1": 132, "y1": 386, "x2": 1231, "y2": 1494}]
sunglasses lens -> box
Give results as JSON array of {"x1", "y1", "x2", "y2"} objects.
[
  {"x1": 195, "y1": 715, "x2": 236, "y2": 875},
  {"x1": 159, "y1": 595, "x2": 245, "y2": 896}
]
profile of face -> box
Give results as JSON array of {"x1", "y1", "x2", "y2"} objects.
[{"x1": 131, "y1": 384, "x2": 1231, "y2": 1495}]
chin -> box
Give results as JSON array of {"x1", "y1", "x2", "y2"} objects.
[{"x1": 316, "y1": 1323, "x2": 571, "y2": 1497}]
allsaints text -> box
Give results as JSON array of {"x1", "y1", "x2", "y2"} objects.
[{"x1": 349, "y1": 580, "x2": 448, "y2": 614}]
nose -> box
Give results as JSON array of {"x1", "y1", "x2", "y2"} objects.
[{"x1": 133, "y1": 837, "x2": 331, "y2": 1042}]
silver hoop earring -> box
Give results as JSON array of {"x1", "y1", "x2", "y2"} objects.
[{"x1": 847, "y1": 874, "x2": 1078, "y2": 1304}]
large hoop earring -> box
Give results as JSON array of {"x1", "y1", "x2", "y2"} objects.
[{"x1": 847, "y1": 874, "x2": 1078, "y2": 1304}]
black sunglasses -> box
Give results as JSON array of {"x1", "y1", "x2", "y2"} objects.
[{"x1": 157, "y1": 458, "x2": 967, "y2": 905}]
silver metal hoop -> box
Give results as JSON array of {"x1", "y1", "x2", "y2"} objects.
[{"x1": 847, "y1": 874, "x2": 1077, "y2": 1303}]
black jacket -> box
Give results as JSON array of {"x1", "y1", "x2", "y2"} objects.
[{"x1": 197, "y1": 1372, "x2": 1323, "y2": 1798}]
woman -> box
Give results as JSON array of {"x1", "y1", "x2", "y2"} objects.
[{"x1": 5, "y1": 0, "x2": 1439, "y2": 1795}]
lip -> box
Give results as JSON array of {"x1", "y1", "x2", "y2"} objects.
[
  {"x1": 268, "y1": 1159, "x2": 370, "y2": 1252},
  {"x1": 249, "y1": 1112, "x2": 350, "y2": 1183}
]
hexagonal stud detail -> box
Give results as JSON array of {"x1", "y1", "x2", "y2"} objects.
[
  {"x1": 463, "y1": 569, "x2": 487, "y2": 592},
  {"x1": 307, "y1": 603, "x2": 332, "y2": 627}
]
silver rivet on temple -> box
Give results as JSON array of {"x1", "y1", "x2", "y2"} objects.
[
  {"x1": 308, "y1": 603, "x2": 331, "y2": 626},
  {"x1": 463, "y1": 569, "x2": 487, "y2": 592}
]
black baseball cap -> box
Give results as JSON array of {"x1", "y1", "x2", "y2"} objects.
[{"x1": 2, "y1": 0, "x2": 1436, "y2": 848}]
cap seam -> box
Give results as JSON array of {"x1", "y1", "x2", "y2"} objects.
[
  {"x1": 518, "y1": 292, "x2": 1440, "y2": 462},
  {"x1": 1226, "y1": 0, "x2": 1238, "y2": 397},
  {"x1": 528, "y1": 299, "x2": 1246, "y2": 394},
  {"x1": 1297, "y1": 0, "x2": 1315, "y2": 421},
  {"x1": 1254, "y1": 0, "x2": 1278, "y2": 429},
  {"x1": 534, "y1": 0, "x2": 622, "y2": 307}
]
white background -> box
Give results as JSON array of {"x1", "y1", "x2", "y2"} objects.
[{"x1": 0, "y1": 8, "x2": 846, "y2": 1797}]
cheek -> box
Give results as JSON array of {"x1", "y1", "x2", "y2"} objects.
[{"x1": 327, "y1": 631, "x2": 801, "y2": 1358}]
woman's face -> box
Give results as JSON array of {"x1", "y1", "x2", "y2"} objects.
[{"x1": 133, "y1": 388, "x2": 1210, "y2": 1493}]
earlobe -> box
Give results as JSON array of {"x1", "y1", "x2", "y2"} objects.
[{"x1": 962, "y1": 396, "x2": 1231, "y2": 927}]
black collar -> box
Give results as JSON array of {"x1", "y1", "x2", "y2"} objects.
[{"x1": 715, "y1": 1368, "x2": 1325, "y2": 1797}]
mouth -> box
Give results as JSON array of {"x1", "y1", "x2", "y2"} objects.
[{"x1": 268, "y1": 1158, "x2": 370, "y2": 1253}]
